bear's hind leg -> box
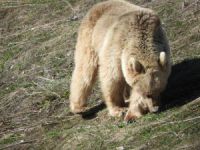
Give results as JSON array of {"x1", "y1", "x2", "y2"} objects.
[{"x1": 70, "y1": 50, "x2": 98, "y2": 114}]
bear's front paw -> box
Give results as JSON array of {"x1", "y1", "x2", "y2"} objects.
[
  {"x1": 70, "y1": 102, "x2": 86, "y2": 114},
  {"x1": 108, "y1": 107, "x2": 126, "y2": 117}
]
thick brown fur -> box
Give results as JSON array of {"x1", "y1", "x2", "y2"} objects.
[{"x1": 70, "y1": 0, "x2": 171, "y2": 120}]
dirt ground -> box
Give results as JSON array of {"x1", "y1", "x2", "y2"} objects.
[{"x1": 0, "y1": 0, "x2": 200, "y2": 149}]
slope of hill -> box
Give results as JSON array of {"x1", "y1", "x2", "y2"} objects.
[{"x1": 0, "y1": 0, "x2": 200, "y2": 149}]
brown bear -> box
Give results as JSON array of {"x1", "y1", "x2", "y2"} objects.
[{"x1": 69, "y1": 0, "x2": 171, "y2": 121}]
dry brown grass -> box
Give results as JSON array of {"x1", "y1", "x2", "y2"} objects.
[{"x1": 0, "y1": 0, "x2": 200, "y2": 149}]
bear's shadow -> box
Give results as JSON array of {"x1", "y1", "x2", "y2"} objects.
[
  {"x1": 161, "y1": 58, "x2": 200, "y2": 110},
  {"x1": 82, "y1": 58, "x2": 200, "y2": 119}
]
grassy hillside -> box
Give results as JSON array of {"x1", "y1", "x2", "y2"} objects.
[{"x1": 0, "y1": 0, "x2": 200, "y2": 149}]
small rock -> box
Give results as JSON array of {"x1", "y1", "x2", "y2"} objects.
[
  {"x1": 20, "y1": 140, "x2": 24, "y2": 143},
  {"x1": 70, "y1": 15, "x2": 79, "y2": 21}
]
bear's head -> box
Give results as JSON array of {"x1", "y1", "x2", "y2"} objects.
[{"x1": 122, "y1": 52, "x2": 171, "y2": 121}]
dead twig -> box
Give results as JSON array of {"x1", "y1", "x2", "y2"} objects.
[
  {"x1": 32, "y1": 81, "x2": 61, "y2": 99},
  {"x1": 62, "y1": 0, "x2": 75, "y2": 14},
  {"x1": 182, "y1": 0, "x2": 200, "y2": 12},
  {"x1": 0, "y1": 139, "x2": 37, "y2": 150},
  {"x1": 149, "y1": 116, "x2": 200, "y2": 127}
]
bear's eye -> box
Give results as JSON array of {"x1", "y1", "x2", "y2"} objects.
[{"x1": 147, "y1": 94, "x2": 153, "y2": 99}]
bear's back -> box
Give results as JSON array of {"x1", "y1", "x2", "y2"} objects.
[
  {"x1": 79, "y1": 0, "x2": 170, "y2": 69},
  {"x1": 81, "y1": 0, "x2": 151, "y2": 52}
]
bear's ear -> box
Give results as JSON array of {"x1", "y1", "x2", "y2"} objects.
[
  {"x1": 159, "y1": 52, "x2": 167, "y2": 67},
  {"x1": 128, "y1": 58, "x2": 144, "y2": 74}
]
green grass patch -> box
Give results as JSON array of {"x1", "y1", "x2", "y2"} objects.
[
  {"x1": 62, "y1": 90, "x2": 70, "y2": 99},
  {"x1": 47, "y1": 129, "x2": 62, "y2": 139},
  {"x1": 31, "y1": 31, "x2": 57, "y2": 44},
  {"x1": 0, "y1": 45, "x2": 22, "y2": 72},
  {"x1": 0, "y1": 80, "x2": 34, "y2": 97},
  {"x1": 0, "y1": 133, "x2": 21, "y2": 145}
]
